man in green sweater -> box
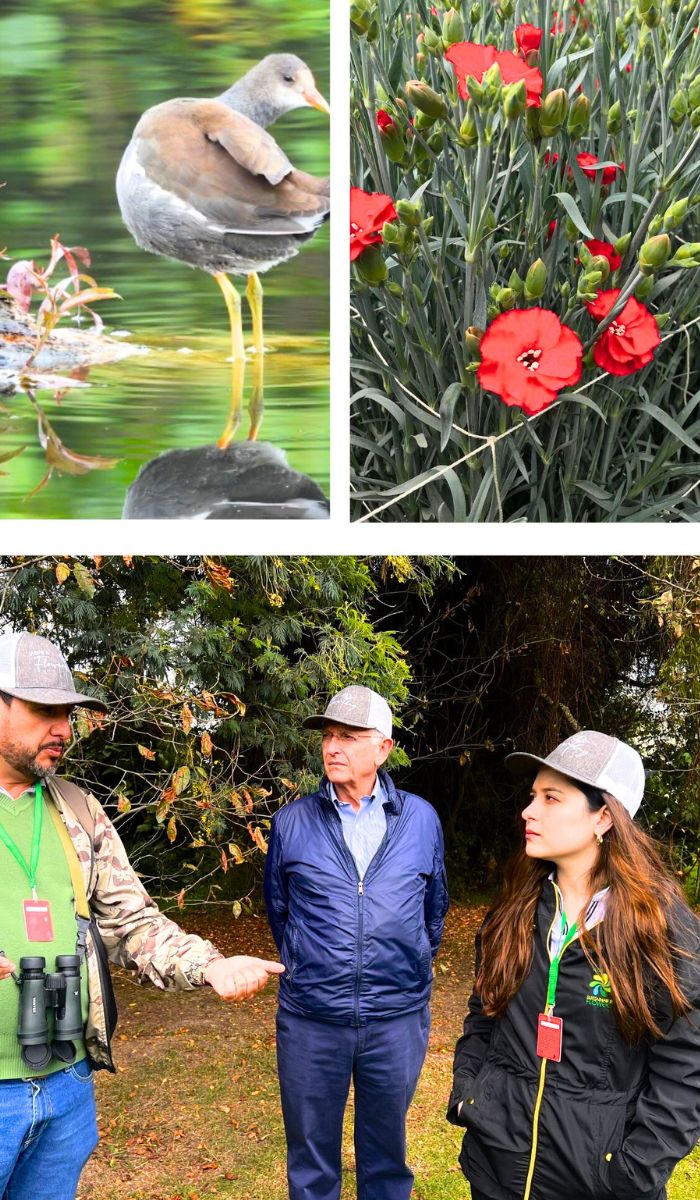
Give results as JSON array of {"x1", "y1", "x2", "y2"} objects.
[{"x1": 0, "y1": 630, "x2": 283, "y2": 1200}]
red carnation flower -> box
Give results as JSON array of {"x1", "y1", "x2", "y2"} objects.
[
  {"x1": 515, "y1": 23, "x2": 543, "y2": 55},
  {"x1": 585, "y1": 289, "x2": 660, "y2": 376},
  {"x1": 477, "y1": 308, "x2": 583, "y2": 414},
  {"x1": 446, "y1": 42, "x2": 543, "y2": 108},
  {"x1": 547, "y1": 219, "x2": 557, "y2": 240},
  {"x1": 572, "y1": 152, "x2": 625, "y2": 184},
  {"x1": 376, "y1": 109, "x2": 395, "y2": 132},
  {"x1": 350, "y1": 187, "x2": 397, "y2": 262},
  {"x1": 544, "y1": 151, "x2": 559, "y2": 167},
  {"x1": 582, "y1": 239, "x2": 622, "y2": 272}
]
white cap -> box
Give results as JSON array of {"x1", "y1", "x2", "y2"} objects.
[{"x1": 506, "y1": 730, "x2": 645, "y2": 817}]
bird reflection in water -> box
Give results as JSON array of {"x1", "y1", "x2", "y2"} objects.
[{"x1": 123, "y1": 350, "x2": 328, "y2": 519}]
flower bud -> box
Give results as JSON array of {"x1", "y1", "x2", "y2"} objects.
[
  {"x1": 465, "y1": 75, "x2": 486, "y2": 107},
  {"x1": 565, "y1": 217, "x2": 579, "y2": 243},
  {"x1": 589, "y1": 255, "x2": 611, "y2": 282},
  {"x1": 689, "y1": 75, "x2": 700, "y2": 110},
  {"x1": 540, "y1": 89, "x2": 569, "y2": 136},
  {"x1": 503, "y1": 79, "x2": 527, "y2": 120},
  {"x1": 637, "y1": 0, "x2": 661, "y2": 26},
  {"x1": 429, "y1": 131, "x2": 444, "y2": 152},
  {"x1": 669, "y1": 90, "x2": 688, "y2": 128},
  {"x1": 508, "y1": 269, "x2": 524, "y2": 295},
  {"x1": 663, "y1": 198, "x2": 689, "y2": 230},
  {"x1": 638, "y1": 233, "x2": 672, "y2": 274},
  {"x1": 524, "y1": 106, "x2": 541, "y2": 141},
  {"x1": 378, "y1": 120, "x2": 405, "y2": 163},
  {"x1": 355, "y1": 244, "x2": 387, "y2": 285},
  {"x1": 498, "y1": 0, "x2": 515, "y2": 17},
  {"x1": 483, "y1": 62, "x2": 503, "y2": 105},
  {"x1": 655, "y1": 311, "x2": 671, "y2": 329},
  {"x1": 635, "y1": 275, "x2": 654, "y2": 299},
  {"x1": 470, "y1": 4, "x2": 482, "y2": 20},
  {"x1": 669, "y1": 243, "x2": 700, "y2": 268},
  {"x1": 614, "y1": 232, "x2": 632, "y2": 257},
  {"x1": 404, "y1": 80, "x2": 448, "y2": 119},
  {"x1": 381, "y1": 221, "x2": 400, "y2": 244},
  {"x1": 524, "y1": 258, "x2": 547, "y2": 300},
  {"x1": 496, "y1": 287, "x2": 516, "y2": 310},
  {"x1": 459, "y1": 108, "x2": 479, "y2": 147},
  {"x1": 414, "y1": 109, "x2": 437, "y2": 130},
  {"x1": 465, "y1": 326, "x2": 484, "y2": 355},
  {"x1": 567, "y1": 94, "x2": 590, "y2": 137},
  {"x1": 350, "y1": 0, "x2": 375, "y2": 36},
  {"x1": 607, "y1": 100, "x2": 623, "y2": 135},
  {"x1": 422, "y1": 27, "x2": 444, "y2": 56},
  {"x1": 442, "y1": 8, "x2": 465, "y2": 45},
  {"x1": 396, "y1": 199, "x2": 423, "y2": 227}
]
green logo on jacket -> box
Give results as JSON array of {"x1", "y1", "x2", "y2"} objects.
[{"x1": 586, "y1": 972, "x2": 613, "y2": 1008}]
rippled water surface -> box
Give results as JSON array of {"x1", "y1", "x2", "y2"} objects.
[{"x1": 0, "y1": 0, "x2": 329, "y2": 518}]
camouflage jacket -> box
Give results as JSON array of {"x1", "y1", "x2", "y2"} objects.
[{"x1": 46, "y1": 779, "x2": 221, "y2": 1071}]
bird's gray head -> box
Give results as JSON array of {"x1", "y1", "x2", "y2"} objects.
[{"x1": 219, "y1": 53, "x2": 329, "y2": 125}]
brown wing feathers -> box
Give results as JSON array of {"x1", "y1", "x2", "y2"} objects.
[{"x1": 135, "y1": 99, "x2": 328, "y2": 235}]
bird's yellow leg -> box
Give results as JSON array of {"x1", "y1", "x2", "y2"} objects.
[
  {"x1": 247, "y1": 350, "x2": 264, "y2": 442},
  {"x1": 246, "y1": 272, "x2": 265, "y2": 356},
  {"x1": 217, "y1": 358, "x2": 245, "y2": 449},
  {"x1": 214, "y1": 271, "x2": 245, "y2": 362}
]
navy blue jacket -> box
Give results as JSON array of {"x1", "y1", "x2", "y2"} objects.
[{"x1": 263, "y1": 769, "x2": 449, "y2": 1025}]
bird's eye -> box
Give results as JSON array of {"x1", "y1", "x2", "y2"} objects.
[{"x1": 283, "y1": 74, "x2": 294, "y2": 83}]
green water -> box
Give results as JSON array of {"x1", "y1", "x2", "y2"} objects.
[{"x1": 0, "y1": 0, "x2": 329, "y2": 518}]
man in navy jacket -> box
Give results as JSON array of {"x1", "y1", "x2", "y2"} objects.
[{"x1": 264, "y1": 685, "x2": 449, "y2": 1200}]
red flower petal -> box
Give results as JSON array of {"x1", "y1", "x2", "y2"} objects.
[{"x1": 350, "y1": 187, "x2": 397, "y2": 261}]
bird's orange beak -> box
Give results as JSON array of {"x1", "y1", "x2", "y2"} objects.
[{"x1": 303, "y1": 84, "x2": 330, "y2": 115}]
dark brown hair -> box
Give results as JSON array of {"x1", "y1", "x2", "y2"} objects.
[{"x1": 476, "y1": 787, "x2": 693, "y2": 1043}]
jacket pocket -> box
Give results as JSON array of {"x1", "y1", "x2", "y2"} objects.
[
  {"x1": 282, "y1": 923, "x2": 299, "y2": 983},
  {"x1": 534, "y1": 1094, "x2": 627, "y2": 1200}
]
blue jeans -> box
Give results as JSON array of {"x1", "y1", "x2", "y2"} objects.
[
  {"x1": 0, "y1": 1059, "x2": 98, "y2": 1200},
  {"x1": 276, "y1": 1007, "x2": 431, "y2": 1200}
]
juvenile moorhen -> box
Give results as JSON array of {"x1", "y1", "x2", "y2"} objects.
[{"x1": 116, "y1": 53, "x2": 330, "y2": 361}]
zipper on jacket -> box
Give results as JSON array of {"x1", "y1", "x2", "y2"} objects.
[
  {"x1": 355, "y1": 880, "x2": 364, "y2": 1024},
  {"x1": 523, "y1": 886, "x2": 571, "y2": 1200}
]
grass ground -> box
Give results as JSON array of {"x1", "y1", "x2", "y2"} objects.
[{"x1": 78, "y1": 902, "x2": 699, "y2": 1200}]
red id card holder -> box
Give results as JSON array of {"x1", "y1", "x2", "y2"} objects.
[
  {"x1": 536, "y1": 1012, "x2": 563, "y2": 1061},
  {"x1": 23, "y1": 899, "x2": 54, "y2": 942}
]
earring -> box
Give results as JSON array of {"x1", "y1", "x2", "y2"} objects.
[{"x1": 595, "y1": 833, "x2": 604, "y2": 845}]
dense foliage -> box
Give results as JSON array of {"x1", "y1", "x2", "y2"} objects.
[{"x1": 1, "y1": 555, "x2": 698, "y2": 902}]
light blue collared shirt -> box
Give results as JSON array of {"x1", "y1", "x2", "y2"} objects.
[{"x1": 329, "y1": 775, "x2": 387, "y2": 880}]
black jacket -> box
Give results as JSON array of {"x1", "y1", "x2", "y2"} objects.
[{"x1": 447, "y1": 879, "x2": 700, "y2": 1200}]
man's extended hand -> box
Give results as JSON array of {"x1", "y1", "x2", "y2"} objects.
[
  {"x1": 203, "y1": 955, "x2": 284, "y2": 1001},
  {"x1": 0, "y1": 954, "x2": 16, "y2": 980}
]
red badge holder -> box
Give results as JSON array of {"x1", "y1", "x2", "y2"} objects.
[
  {"x1": 536, "y1": 1012, "x2": 563, "y2": 1062},
  {"x1": 23, "y1": 899, "x2": 54, "y2": 942}
]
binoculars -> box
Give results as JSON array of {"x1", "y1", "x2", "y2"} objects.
[{"x1": 16, "y1": 955, "x2": 83, "y2": 1070}]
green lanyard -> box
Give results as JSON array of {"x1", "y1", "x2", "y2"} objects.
[
  {"x1": 0, "y1": 781, "x2": 43, "y2": 899},
  {"x1": 545, "y1": 910, "x2": 579, "y2": 1014}
]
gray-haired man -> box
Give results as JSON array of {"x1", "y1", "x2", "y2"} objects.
[{"x1": 265, "y1": 685, "x2": 449, "y2": 1200}]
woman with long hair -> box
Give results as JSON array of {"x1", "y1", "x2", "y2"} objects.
[{"x1": 447, "y1": 730, "x2": 700, "y2": 1200}]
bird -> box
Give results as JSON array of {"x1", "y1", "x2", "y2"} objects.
[
  {"x1": 122, "y1": 441, "x2": 329, "y2": 520},
  {"x1": 116, "y1": 53, "x2": 330, "y2": 363}
]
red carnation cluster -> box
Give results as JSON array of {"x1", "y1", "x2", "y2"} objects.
[
  {"x1": 586, "y1": 290, "x2": 661, "y2": 376},
  {"x1": 477, "y1": 308, "x2": 583, "y2": 414},
  {"x1": 446, "y1": 41, "x2": 544, "y2": 108},
  {"x1": 350, "y1": 187, "x2": 397, "y2": 261}
]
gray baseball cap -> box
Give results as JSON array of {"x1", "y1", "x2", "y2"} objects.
[
  {"x1": 506, "y1": 730, "x2": 645, "y2": 817},
  {"x1": 303, "y1": 685, "x2": 393, "y2": 739},
  {"x1": 0, "y1": 631, "x2": 107, "y2": 712}
]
